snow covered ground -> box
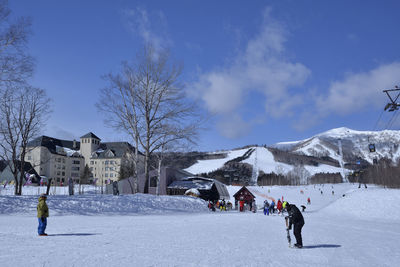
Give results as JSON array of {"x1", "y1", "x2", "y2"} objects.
[{"x1": 1, "y1": 184, "x2": 399, "y2": 266}]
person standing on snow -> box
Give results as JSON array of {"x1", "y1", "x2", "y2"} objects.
[
  {"x1": 277, "y1": 199, "x2": 283, "y2": 214},
  {"x1": 263, "y1": 200, "x2": 270, "y2": 215},
  {"x1": 37, "y1": 194, "x2": 49, "y2": 236},
  {"x1": 283, "y1": 201, "x2": 304, "y2": 248},
  {"x1": 269, "y1": 200, "x2": 275, "y2": 214}
]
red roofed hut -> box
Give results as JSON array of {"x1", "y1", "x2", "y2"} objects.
[{"x1": 233, "y1": 186, "x2": 256, "y2": 211}]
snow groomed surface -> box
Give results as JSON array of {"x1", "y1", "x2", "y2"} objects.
[{"x1": 0, "y1": 184, "x2": 399, "y2": 266}]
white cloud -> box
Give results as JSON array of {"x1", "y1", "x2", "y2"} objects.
[
  {"x1": 192, "y1": 8, "x2": 310, "y2": 138},
  {"x1": 123, "y1": 7, "x2": 171, "y2": 52},
  {"x1": 216, "y1": 114, "x2": 250, "y2": 139},
  {"x1": 317, "y1": 62, "x2": 400, "y2": 115}
]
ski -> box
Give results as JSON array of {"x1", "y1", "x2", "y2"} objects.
[{"x1": 285, "y1": 216, "x2": 292, "y2": 248}]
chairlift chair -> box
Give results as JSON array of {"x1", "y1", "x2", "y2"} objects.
[
  {"x1": 368, "y1": 143, "x2": 376, "y2": 153},
  {"x1": 367, "y1": 136, "x2": 376, "y2": 153}
]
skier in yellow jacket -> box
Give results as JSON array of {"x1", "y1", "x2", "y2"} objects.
[{"x1": 37, "y1": 194, "x2": 49, "y2": 236}]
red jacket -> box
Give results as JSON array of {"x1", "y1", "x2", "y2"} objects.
[{"x1": 277, "y1": 200, "x2": 282, "y2": 210}]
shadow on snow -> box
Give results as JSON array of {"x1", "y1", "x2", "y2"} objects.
[
  {"x1": 302, "y1": 244, "x2": 341, "y2": 249},
  {"x1": 47, "y1": 233, "x2": 101, "y2": 237}
]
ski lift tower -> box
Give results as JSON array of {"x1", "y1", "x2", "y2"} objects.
[
  {"x1": 383, "y1": 85, "x2": 400, "y2": 112},
  {"x1": 251, "y1": 147, "x2": 259, "y2": 185},
  {"x1": 338, "y1": 138, "x2": 348, "y2": 182}
]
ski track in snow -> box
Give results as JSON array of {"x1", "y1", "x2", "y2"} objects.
[{"x1": 0, "y1": 184, "x2": 399, "y2": 266}]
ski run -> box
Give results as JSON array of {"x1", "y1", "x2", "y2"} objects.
[{"x1": 1, "y1": 183, "x2": 399, "y2": 266}]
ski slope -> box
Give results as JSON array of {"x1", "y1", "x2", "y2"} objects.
[
  {"x1": 0, "y1": 184, "x2": 399, "y2": 266},
  {"x1": 185, "y1": 146, "x2": 344, "y2": 178}
]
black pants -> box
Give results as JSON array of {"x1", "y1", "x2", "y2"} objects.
[{"x1": 293, "y1": 222, "x2": 304, "y2": 246}]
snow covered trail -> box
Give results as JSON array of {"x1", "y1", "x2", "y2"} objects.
[
  {"x1": 1, "y1": 211, "x2": 399, "y2": 266},
  {"x1": 1, "y1": 184, "x2": 399, "y2": 266}
]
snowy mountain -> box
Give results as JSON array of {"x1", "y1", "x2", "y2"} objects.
[
  {"x1": 184, "y1": 127, "x2": 400, "y2": 184},
  {"x1": 288, "y1": 127, "x2": 400, "y2": 164},
  {"x1": 185, "y1": 146, "x2": 343, "y2": 185}
]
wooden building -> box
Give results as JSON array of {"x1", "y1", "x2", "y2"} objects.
[{"x1": 233, "y1": 186, "x2": 256, "y2": 210}]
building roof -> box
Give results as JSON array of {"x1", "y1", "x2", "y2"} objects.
[
  {"x1": 92, "y1": 142, "x2": 141, "y2": 159},
  {"x1": 0, "y1": 160, "x2": 41, "y2": 180},
  {"x1": 27, "y1": 136, "x2": 81, "y2": 155},
  {"x1": 80, "y1": 132, "x2": 101, "y2": 140},
  {"x1": 233, "y1": 186, "x2": 256, "y2": 199},
  {"x1": 168, "y1": 177, "x2": 230, "y2": 199},
  {"x1": 0, "y1": 160, "x2": 7, "y2": 172}
]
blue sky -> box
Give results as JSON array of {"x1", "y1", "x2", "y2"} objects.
[{"x1": 10, "y1": 0, "x2": 400, "y2": 151}]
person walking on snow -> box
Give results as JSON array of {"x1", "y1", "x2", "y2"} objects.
[
  {"x1": 283, "y1": 201, "x2": 304, "y2": 248},
  {"x1": 37, "y1": 194, "x2": 49, "y2": 236},
  {"x1": 263, "y1": 200, "x2": 270, "y2": 215}
]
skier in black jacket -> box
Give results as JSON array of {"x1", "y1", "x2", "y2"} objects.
[{"x1": 284, "y1": 201, "x2": 304, "y2": 248}]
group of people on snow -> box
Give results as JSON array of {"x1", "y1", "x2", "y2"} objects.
[
  {"x1": 263, "y1": 198, "x2": 284, "y2": 215},
  {"x1": 208, "y1": 199, "x2": 232, "y2": 212}
]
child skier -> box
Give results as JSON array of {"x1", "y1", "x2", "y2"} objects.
[
  {"x1": 283, "y1": 201, "x2": 304, "y2": 248},
  {"x1": 37, "y1": 194, "x2": 49, "y2": 236}
]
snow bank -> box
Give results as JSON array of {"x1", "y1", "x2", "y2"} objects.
[
  {"x1": 0, "y1": 193, "x2": 208, "y2": 216},
  {"x1": 321, "y1": 187, "x2": 400, "y2": 222}
]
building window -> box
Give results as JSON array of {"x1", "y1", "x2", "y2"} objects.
[
  {"x1": 90, "y1": 161, "x2": 94, "y2": 165},
  {"x1": 105, "y1": 161, "x2": 109, "y2": 165},
  {"x1": 110, "y1": 173, "x2": 113, "y2": 178},
  {"x1": 73, "y1": 160, "x2": 80, "y2": 164},
  {"x1": 27, "y1": 156, "x2": 32, "y2": 160},
  {"x1": 105, "y1": 173, "x2": 108, "y2": 178},
  {"x1": 105, "y1": 167, "x2": 109, "y2": 171},
  {"x1": 62, "y1": 158, "x2": 65, "y2": 163},
  {"x1": 62, "y1": 172, "x2": 65, "y2": 176},
  {"x1": 57, "y1": 171, "x2": 60, "y2": 176},
  {"x1": 150, "y1": 176, "x2": 158, "y2": 187},
  {"x1": 90, "y1": 167, "x2": 93, "y2": 171},
  {"x1": 72, "y1": 167, "x2": 80, "y2": 171},
  {"x1": 71, "y1": 172, "x2": 79, "y2": 177}
]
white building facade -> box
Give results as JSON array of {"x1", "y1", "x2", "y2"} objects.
[{"x1": 25, "y1": 132, "x2": 142, "y2": 185}]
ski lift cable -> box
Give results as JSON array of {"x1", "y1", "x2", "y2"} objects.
[
  {"x1": 372, "y1": 109, "x2": 385, "y2": 131},
  {"x1": 387, "y1": 109, "x2": 400, "y2": 130},
  {"x1": 385, "y1": 109, "x2": 399, "y2": 130}
]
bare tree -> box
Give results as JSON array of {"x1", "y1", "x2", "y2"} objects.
[
  {"x1": 0, "y1": 86, "x2": 51, "y2": 195},
  {"x1": 97, "y1": 63, "x2": 142, "y2": 193},
  {"x1": 98, "y1": 44, "x2": 200, "y2": 193},
  {"x1": 0, "y1": 0, "x2": 34, "y2": 85}
]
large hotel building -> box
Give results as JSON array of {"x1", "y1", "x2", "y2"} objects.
[{"x1": 25, "y1": 132, "x2": 142, "y2": 185}]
